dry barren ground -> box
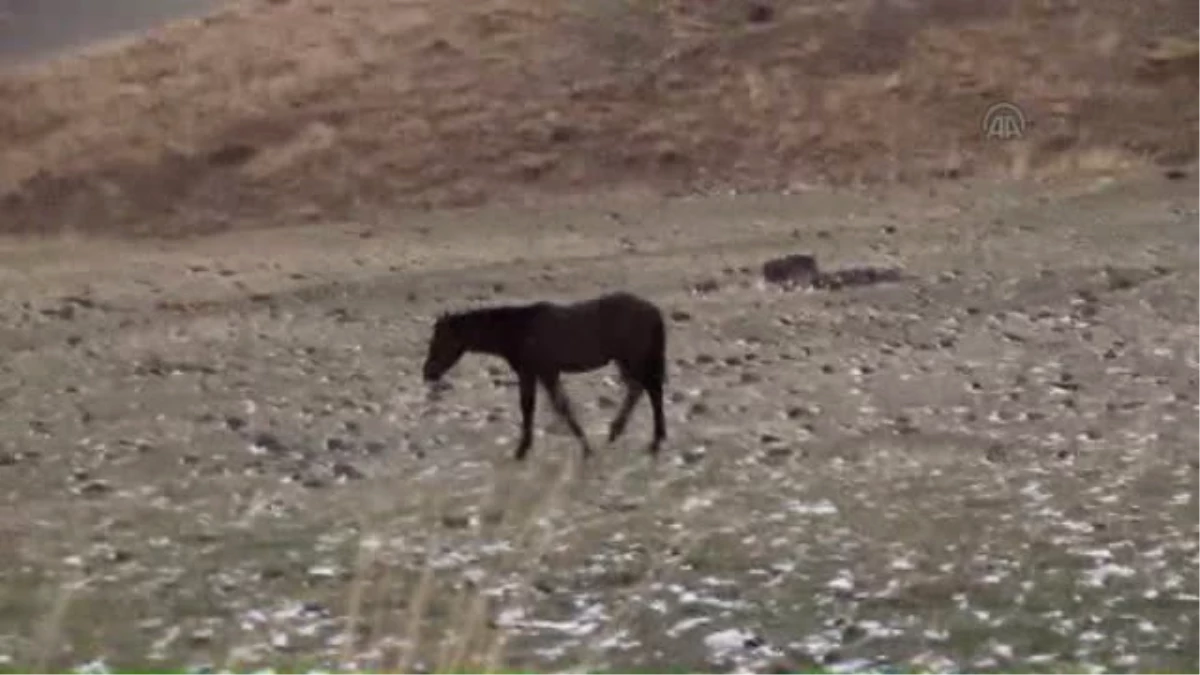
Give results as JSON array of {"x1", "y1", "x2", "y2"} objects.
[{"x1": 0, "y1": 168, "x2": 1196, "y2": 673}]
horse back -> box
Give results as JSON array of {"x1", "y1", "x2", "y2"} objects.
[
  {"x1": 523, "y1": 292, "x2": 663, "y2": 372},
  {"x1": 577, "y1": 291, "x2": 665, "y2": 358}
]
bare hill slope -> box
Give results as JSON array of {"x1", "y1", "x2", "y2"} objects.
[{"x1": 1, "y1": 0, "x2": 1196, "y2": 237}]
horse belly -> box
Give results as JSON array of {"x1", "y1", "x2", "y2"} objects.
[
  {"x1": 554, "y1": 343, "x2": 612, "y2": 373},
  {"x1": 543, "y1": 327, "x2": 612, "y2": 373}
]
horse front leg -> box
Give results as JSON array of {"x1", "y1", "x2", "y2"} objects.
[
  {"x1": 515, "y1": 371, "x2": 536, "y2": 461},
  {"x1": 607, "y1": 380, "x2": 644, "y2": 444},
  {"x1": 541, "y1": 373, "x2": 593, "y2": 459}
]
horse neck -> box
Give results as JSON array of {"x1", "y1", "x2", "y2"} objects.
[{"x1": 456, "y1": 305, "x2": 538, "y2": 358}]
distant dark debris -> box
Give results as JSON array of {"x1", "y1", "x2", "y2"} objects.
[
  {"x1": 207, "y1": 143, "x2": 257, "y2": 167},
  {"x1": 252, "y1": 431, "x2": 288, "y2": 454},
  {"x1": 762, "y1": 253, "x2": 905, "y2": 291},
  {"x1": 814, "y1": 265, "x2": 906, "y2": 290},
  {"x1": 762, "y1": 253, "x2": 819, "y2": 288},
  {"x1": 79, "y1": 480, "x2": 112, "y2": 497},
  {"x1": 332, "y1": 462, "x2": 365, "y2": 481},
  {"x1": 746, "y1": 2, "x2": 775, "y2": 23},
  {"x1": 691, "y1": 278, "x2": 721, "y2": 295}
]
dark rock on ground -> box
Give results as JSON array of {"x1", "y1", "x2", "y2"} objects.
[{"x1": 762, "y1": 253, "x2": 819, "y2": 288}]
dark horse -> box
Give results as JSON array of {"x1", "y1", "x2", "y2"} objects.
[{"x1": 422, "y1": 291, "x2": 668, "y2": 460}]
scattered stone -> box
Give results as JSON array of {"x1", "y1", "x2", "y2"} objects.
[
  {"x1": 600, "y1": 499, "x2": 641, "y2": 513},
  {"x1": 251, "y1": 431, "x2": 287, "y2": 454},
  {"x1": 761, "y1": 446, "x2": 795, "y2": 464},
  {"x1": 332, "y1": 462, "x2": 365, "y2": 481},
  {"x1": 189, "y1": 628, "x2": 215, "y2": 646},
  {"x1": 1051, "y1": 373, "x2": 1080, "y2": 392},
  {"x1": 815, "y1": 265, "x2": 906, "y2": 290},
  {"x1": 326, "y1": 436, "x2": 351, "y2": 452},
  {"x1": 327, "y1": 307, "x2": 357, "y2": 324},
  {"x1": 106, "y1": 549, "x2": 133, "y2": 564},
  {"x1": 261, "y1": 566, "x2": 286, "y2": 581},
  {"x1": 41, "y1": 304, "x2": 76, "y2": 320},
  {"x1": 786, "y1": 405, "x2": 814, "y2": 419},
  {"x1": 79, "y1": 480, "x2": 112, "y2": 498},
  {"x1": 746, "y1": 2, "x2": 774, "y2": 23},
  {"x1": 892, "y1": 415, "x2": 918, "y2": 435},
  {"x1": 121, "y1": 439, "x2": 154, "y2": 454},
  {"x1": 841, "y1": 623, "x2": 867, "y2": 643},
  {"x1": 306, "y1": 565, "x2": 340, "y2": 580},
  {"x1": 442, "y1": 513, "x2": 471, "y2": 529}
]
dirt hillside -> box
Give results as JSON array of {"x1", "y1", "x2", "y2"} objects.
[{"x1": 0, "y1": 0, "x2": 1196, "y2": 237}]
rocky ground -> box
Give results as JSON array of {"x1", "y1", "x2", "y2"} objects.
[{"x1": 0, "y1": 167, "x2": 1196, "y2": 672}]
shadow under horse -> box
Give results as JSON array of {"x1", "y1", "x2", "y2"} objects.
[{"x1": 422, "y1": 291, "x2": 668, "y2": 460}]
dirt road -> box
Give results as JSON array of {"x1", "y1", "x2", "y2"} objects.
[{"x1": 0, "y1": 168, "x2": 1196, "y2": 672}]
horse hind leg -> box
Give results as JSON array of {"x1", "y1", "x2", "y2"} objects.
[
  {"x1": 542, "y1": 374, "x2": 593, "y2": 458},
  {"x1": 515, "y1": 371, "x2": 537, "y2": 461},
  {"x1": 646, "y1": 379, "x2": 666, "y2": 454},
  {"x1": 607, "y1": 369, "x2": 644, "y2": 444},
  {"x1": 642, "y1": 337, "x2": 668, "y2": 455}
]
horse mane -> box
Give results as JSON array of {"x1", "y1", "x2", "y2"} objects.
[{"x1": 438, "y1": 302, "x2": 546, "y2": 331}]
